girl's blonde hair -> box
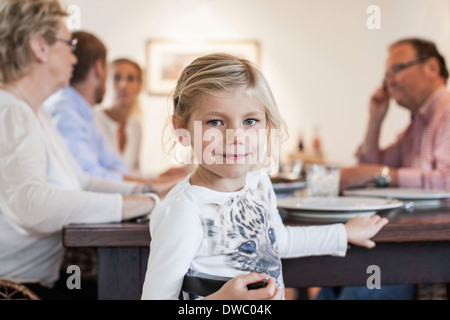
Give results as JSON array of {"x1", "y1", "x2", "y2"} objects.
[
  {"x1": 166, "y1": 53, "x2": 288, "y2": 169},
  {"x1": 0, "y1": 0, "x2": 67, "y2": 82}
]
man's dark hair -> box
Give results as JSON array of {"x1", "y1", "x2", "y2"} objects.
[
  {"x1": 70, "y1": 31, "x2": 107, "y2": 85},
  {"x1": 390, "y1": 38, "x2": 449, "y2": 82}
]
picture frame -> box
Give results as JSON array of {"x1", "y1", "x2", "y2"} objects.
[{"x1": 145, "y1": 39, "x2": 260, "y2": 96}]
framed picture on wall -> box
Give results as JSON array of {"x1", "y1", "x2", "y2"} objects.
[{"x1": 145, "y1": 39, "x2": 260, "y2": 96}]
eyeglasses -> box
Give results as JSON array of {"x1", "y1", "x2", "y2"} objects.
[
  {"x1": 384, "y1": 57, "x2": 428, "y2": 82},
  {"x1": 55, "y1": 37, "x2": 78, "y2": 52}
]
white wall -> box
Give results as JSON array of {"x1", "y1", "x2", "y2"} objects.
[{"x1": 64, "y1": 0, "x2": 450, "y2": 175}]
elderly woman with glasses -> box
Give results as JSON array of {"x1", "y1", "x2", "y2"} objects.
[{"x1": 0, "y1": 0, "x2": 158, "y2": 299}]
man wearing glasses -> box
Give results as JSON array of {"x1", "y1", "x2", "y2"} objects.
[
  {"x1": 320, "y1": 38, "x2": 450, "y2": 300},
  {"x1": 340, "y1": 38, "x2": 450, "y2": 194}
]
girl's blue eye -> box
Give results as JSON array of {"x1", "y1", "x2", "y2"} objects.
[
  {"x1": 207, "y1": 119, "x2": 222, "y2": 126},
  {"x1": 244, "y1": 119, "x2": 257, "y2": 126}
]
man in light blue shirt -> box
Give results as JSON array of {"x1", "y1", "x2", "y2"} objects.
[
  {"x1": 45, "y1": 31, "x2": 185, "y2": 195},
  {"x1": 45, "y1": 85, "x2": 129, "y2": 181},
  {"x1": 45, "y1": 31, "x2": 128, "y2": 181}
]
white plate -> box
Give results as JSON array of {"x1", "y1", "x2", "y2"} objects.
[
  {"x1": 277, "y1": 196, "x2": 403, "y2": 212},
  {"x1": 343, "y1": 188, "x2": 450, "y2": 208},
  {"x1": 287, "y1": 210, "x2": 376, "y2": 222},
  {"x1": 272, "y1": 172, "x2": 302, "y2": 181},
  {"x1": 273, "y1": 181, "x2": 306, "y2": 194},
  {"x1": 343, "y1": 188, "x2": 450, "y2": 200}
]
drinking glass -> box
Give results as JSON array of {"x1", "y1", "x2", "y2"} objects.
[{"x1": 306, "y1": 164, "x2": 340, "y2": 197}]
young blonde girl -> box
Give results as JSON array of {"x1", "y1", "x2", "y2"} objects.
[{"x1": 141, "y1": 53, "x2": 388, "y2": 300}]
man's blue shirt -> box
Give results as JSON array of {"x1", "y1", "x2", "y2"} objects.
[{"x1": 45, "y1": 86, "x2": 129, "y2": 181}]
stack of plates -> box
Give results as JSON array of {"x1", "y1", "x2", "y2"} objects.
[
  {"x1": 343, "y1": 188, "x2": 450, "y2": 208},
  {"x1": 272, "y1": 181, "x2": 306, "y2": 196},
  {"x1": 271, "y1": 175, "x2": 306, "y2": 197},
  {"x1": 277, "y1": 196, "x2": 403, "y2": 222}
]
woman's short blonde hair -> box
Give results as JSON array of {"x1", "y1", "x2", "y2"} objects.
[
  {"x1": 167, "y1": 53, "x2": 288, "y2": 169},
  {"x1": 0, "y1": 0, "x2": 67, "y2": 83}
]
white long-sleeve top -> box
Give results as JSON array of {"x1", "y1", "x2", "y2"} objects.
[
  {"x1": 0, "y1": 90, "x2": 137, "y2": 286},
  {"x1": 141, "y1": 171, "x2": 347, "y2": 300},
  {"x1": 94, "y1": 107, "x2": 142, "y2": 175}
]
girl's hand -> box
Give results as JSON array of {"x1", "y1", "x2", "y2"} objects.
[
  {"x1": 345, "y1": 215, "x2": 389, "y2": 248},
  {"x1": 203, "y1": 273, "x2": 282, "y2": 300}
]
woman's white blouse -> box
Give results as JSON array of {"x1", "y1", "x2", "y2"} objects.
[
  {"x1": 0, "y1": 90, "x2": 135, "y2": 286},
  {"x1": 94, "y1": 108, "x2": 142, "y2": 174}
]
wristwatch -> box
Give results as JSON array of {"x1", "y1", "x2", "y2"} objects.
[{"x1": 374, "y1": 166, "x2": 391, "y2": 187}]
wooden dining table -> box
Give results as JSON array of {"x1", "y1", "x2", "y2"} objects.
[{"x1": 62, "y1": 203, "x2": 450, "y2": 300}]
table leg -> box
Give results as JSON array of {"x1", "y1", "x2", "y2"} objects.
[{"x1": 97, "y1": 247, "x2": 149, "y2": 300}]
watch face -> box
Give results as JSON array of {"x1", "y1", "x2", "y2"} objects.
[
  {"x1": 375, "y1": 174, "x2": 391, "y2": 187},
  {"x1": 374, "y1": 166, "x2": 391, "y2": 188}
]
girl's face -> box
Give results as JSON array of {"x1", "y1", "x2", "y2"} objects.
[
  {"x1": 185, "y1": 90, "x2": 267, "y2": 189},
  {"x1": 111, "y1": 62, "x2": 141, "y2": 107}
]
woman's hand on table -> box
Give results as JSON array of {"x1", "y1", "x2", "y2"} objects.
[{"x1": 121, "y1": 194, "x2": 159, "y2": 221}]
